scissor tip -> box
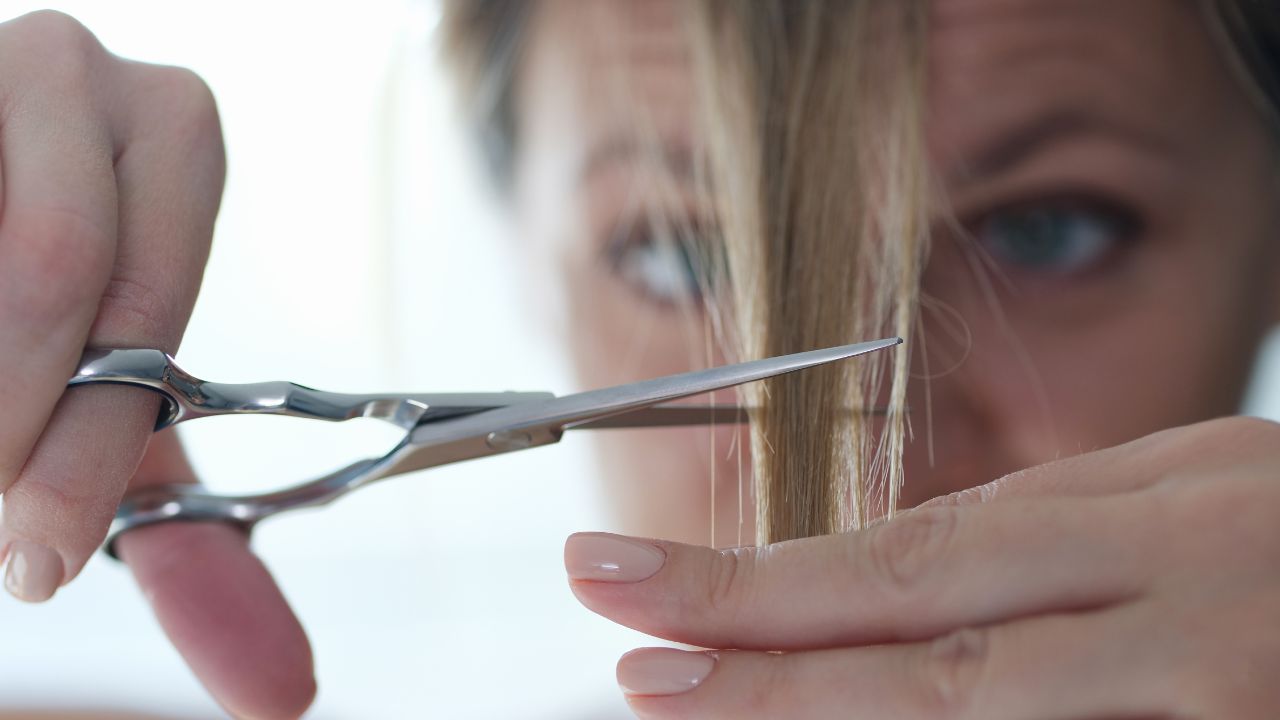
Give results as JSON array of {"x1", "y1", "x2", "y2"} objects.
[{"x1": 834, "y1": 336, "x2": 902, "y2": 356}]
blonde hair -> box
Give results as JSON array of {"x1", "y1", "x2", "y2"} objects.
[
  {"x1": 684, "y1": 1, "x2": 927, "y2": 541},
  {"x1": 440, "y1": 0, "x2": 1280, "y2": 545}
]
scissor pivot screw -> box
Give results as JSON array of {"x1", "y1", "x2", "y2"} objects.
[{"x1": 486, "y1": 429, "x2": 533, "y2": 451}]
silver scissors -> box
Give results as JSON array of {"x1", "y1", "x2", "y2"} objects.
[{"x1": 68, "y1": 337, "x2": 900, "y2": 557}]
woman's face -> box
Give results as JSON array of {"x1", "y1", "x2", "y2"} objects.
[{"x1": 511, "y1": 0, "x2": 1280, "y2": 546}]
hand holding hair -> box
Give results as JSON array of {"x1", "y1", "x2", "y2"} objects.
[{"x1": 568, "y1": 417, "x2": 1280, "y2": 719}]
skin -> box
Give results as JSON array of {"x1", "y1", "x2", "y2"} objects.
[
  {"x1": 519, "y1": 0, "x2": 1280, "y2": 717},
  {"x1": 574, "y1": 418, "x2": 1280, "y2": 718},
  {"x1": 0, "y1": 10, "x2": 312, "y2": 719},
  {"x1": 515, "y1": 0, "x2": 750, "y2": 547},
  {"x1": 519, "y1": 0, "x2": 1280, "y2": 534},
  {"x1": 1, "y1": 0, "x2": 1279, "y2": 718}
]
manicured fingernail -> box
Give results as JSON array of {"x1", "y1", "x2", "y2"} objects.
[
  {"x1": 617, "y1": 648, "x2": 716, "y2": 696},
  {"x1": 565, "y1": 532, "x2": 665, "y2": 582},
  {"x1": 4, "y1": 541, "x2": 63, "y2": 603}
]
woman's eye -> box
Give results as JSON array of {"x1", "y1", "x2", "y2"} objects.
[
  {"x1": 605, "y1": 223, "x2": 720, "y2": 306},
  {"x1": 975, "y1": 201, "x2": 1137, "y2": 276}
]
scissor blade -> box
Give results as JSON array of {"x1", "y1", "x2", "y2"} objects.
[
  {"x1": 547, "y1": 337, "x2": 900, "y2": 431},
  {"x1": 442, "y1": 336, "x2": 898, "y2": 441},
  {"x1": 389, "y1": 337, "x2": 899, "y2": 478},
  {"x1": 574, "y1": 402, "x2": 890, "y2": 429}
]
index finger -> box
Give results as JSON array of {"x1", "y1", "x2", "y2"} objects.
[{"x1": 566, "y1": 491, "x2": 1156, "y2": 651}]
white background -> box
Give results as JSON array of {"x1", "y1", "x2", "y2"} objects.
[
  {"x1": 0, "y1": 1, "x2": 1279, "y2": 718},
  {"x1": 0, "y1": 1, "x2": 647, "y2": 718}
]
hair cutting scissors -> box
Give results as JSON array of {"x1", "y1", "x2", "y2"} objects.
[{"x1": 68, "y1": 337, "x2": 900, "y2": 557}]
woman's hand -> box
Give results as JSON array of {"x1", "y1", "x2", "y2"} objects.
[
  {"x1": 568, "y1": 416, "x2": 1280, "y2": 719},
  {"x1": 0, "y1": 11, "x2": 312, "y2": 718}
]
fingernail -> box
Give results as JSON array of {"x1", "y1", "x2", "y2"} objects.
[
  {"x1": 4, "y1": 541, "x2": 63, "y2": 603},
  {"x1": 565, "y1": 532, "x2": 665, "y2": 583},
  {"x1": 617, "y1": 648, "x2": 716, "y2": 696}
]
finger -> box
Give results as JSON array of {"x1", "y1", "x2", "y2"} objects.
[
  {"x1": 0, "y1": 385, "x2": 157, "y2": 600},
  {"x1": 619, "y1": 609, "x2": 1171, "y2": 720},
  {"x1": 1, "y1": 54, "x2": 223, "y2": 597},
  {"x1": 118, "y1": 432, "x2": 315, "y2": 720},
  {"x1": 0, "y1": 11, "x2": 118, "y2": 496},
  {"x1": 118, "y1": 525, "x2": 317, "y2": 719},
  {"x1": 0, "y1": 13, "x2": 121, "y2": 602},
  {"x1": 924, "y1": 416, "x2": 1279, "y2": 508},
  {"x1": 567, "y1": 493, "x2": 1156, "y2": 650}
]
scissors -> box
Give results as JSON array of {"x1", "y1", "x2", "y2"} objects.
[{"x1": 68, "y1": 337, "x2": 900, "y2": 558}]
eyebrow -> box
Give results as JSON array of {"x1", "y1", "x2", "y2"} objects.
[
  {"x1": 957, "y1": 109, "x2": 1178, "y2": 183},
  {"x1": 579, "y1": 137, "x2": 696, "y2": 187},
  {"x1": 581, "y1": 110, "x2": 1176, "y2": 190}
]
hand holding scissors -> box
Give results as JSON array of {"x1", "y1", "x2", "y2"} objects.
[{"x1": 57, "y1": 338, "x2": 897, "y2": 714}]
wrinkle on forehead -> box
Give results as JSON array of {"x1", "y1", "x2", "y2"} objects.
[
  {"x1": 541, "y1": 0, "x2": 691, "y2": 105},
  {"x1": 516, "y1": 0, "x2": 696, "y2": 218},
  {"x1": 928, "y1": 0, "x2": 1227, "y2": 173},
  {"x1": 526, "y1": 0, "x2": 695, "y2": 163}
]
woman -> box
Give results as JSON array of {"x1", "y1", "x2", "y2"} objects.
[{"x1": 0, "y1": 0, "x2": 1278, "y2": 717}]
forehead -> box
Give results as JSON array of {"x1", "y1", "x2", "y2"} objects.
[
  {"x1": 927, "y1": 0, "x2": 1221, "y2": 165},
  {"x1": 521, "y1": 0, "x2": 1227, "y2": 169},
  {"x1": 522, "y1": 0, "x2": 693, "y2": 155}
]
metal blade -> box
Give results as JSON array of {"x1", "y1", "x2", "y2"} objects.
[
  {"x1": 573, "y1": 402, "x2": 890, "y2": 429},
  {"x1": 384, "y1": 337, "x2": 900, "y2": 480},
  {"x1": 552, "y1": 337, "x2": 900, "y2": 430},
  {"x1": 414, "y1": 337, "x2": 900, "y2": 440}
]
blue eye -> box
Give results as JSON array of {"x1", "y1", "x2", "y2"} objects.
[
  {"x1": 605, "y1": 223, "x2": 722, "y2": 306},
  {"x1": 976, "y1": 202, "x2": 1135, "y2": 276}
]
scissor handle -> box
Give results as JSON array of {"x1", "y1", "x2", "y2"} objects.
[
  {"x1": 102, "y1": 453, "x2": 401, "y2": 559},
  {"x1": 69, "y1": 349, "x2": 551, "y2": 431},
  {"x1": 84, "y1": 338, "x2": 902, "y2": 558},
  {"x1": 68, "y1": 349, "x2": 555, "y2": 559}
]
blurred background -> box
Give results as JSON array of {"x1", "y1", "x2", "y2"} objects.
[
  {"x1": 0, "y1": 1, "x2": 650, "y2": 717},
  {"x1": 1, "y1": 1, "x2": 1279, "y2": 718}
]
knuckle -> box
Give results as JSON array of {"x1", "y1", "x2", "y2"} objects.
[
  {"x1": 125, "y1": 65, "x2": 227, "y2": 199},
  {"x1": 1165, "y1": 416, "x2": 1280, "y2": 462},
  {"x1": 4, "y1": 208, "x2": 113, "y2": 326},
  {"x1": 96, "y1": 276, "x2": 174, "y2": 347},
  {"x1": 865, "y1": 506, "x2": 958, "y2": 599},
  {"x1": 11, "y1": 10, "x2": 100, "y2": 53},
  {"x1": 918, "y1": 627, "x2": 990, "y2": 717},
  {"x1": 1155, "y1": 464, "x2": 1259, "y2": 532},
  {"x1": 1141, "y1": 469, "x2": 1280, "y2": 581},
  {"x1": 151, "y1": 66, "x2": 219, "y2": 125},
  {"x1": 742, "y1": 653, "x2": 793, "y2": 715},
  {"x1": 141, "y1": 66, "x2": 225, "y2": 153},
  {"x1": 5, "y1": 471, "x2": 115, "y2": 539},
  {"x1": 4, "y1": 11, "x2": 106, "y2": 84},
  {"x1": 1203, "y1": 415, "x2": 1280, "y2": 436},
  {"x1": 702, "y1": 546, "x2": 750, "y2": 621},
  {"x1": 1208, "y1": 416, "x2": 1280, "y2": 451}
]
